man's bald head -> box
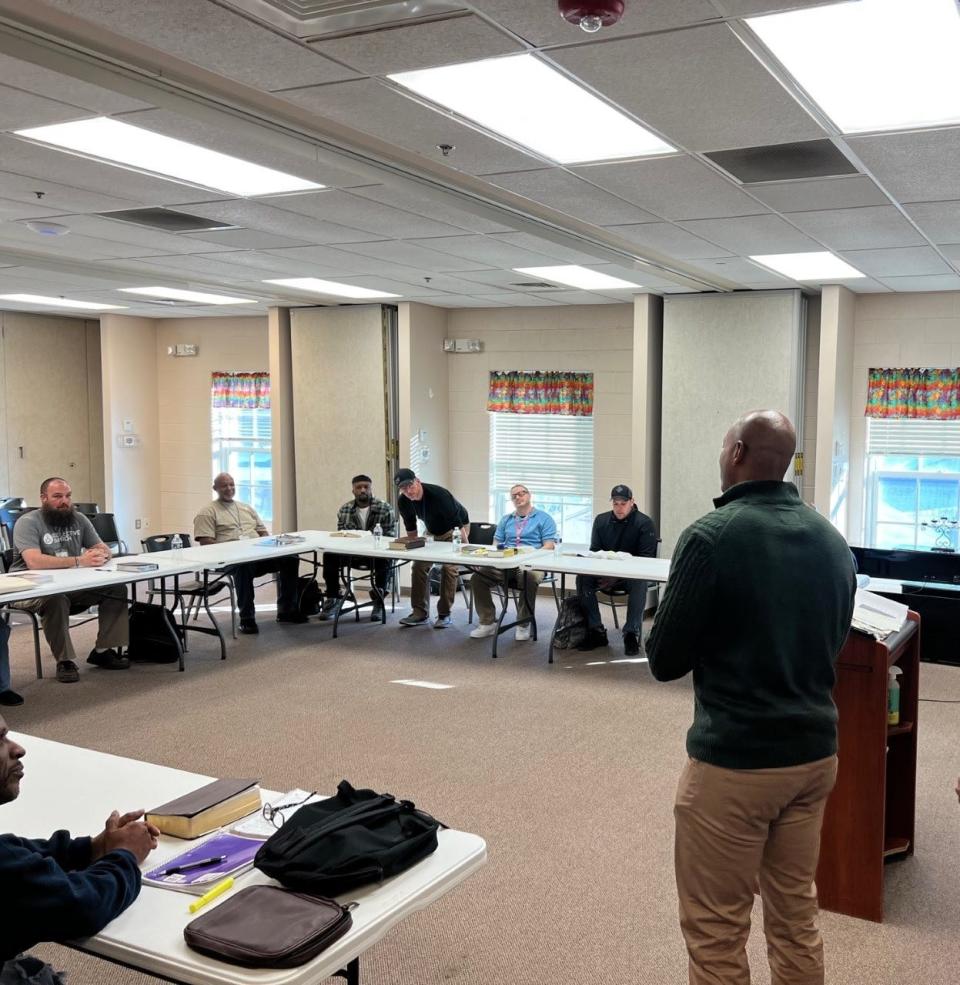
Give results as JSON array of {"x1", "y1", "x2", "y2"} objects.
[{"x1": 718, "y1": 410, "x2": 796, "y2": 492}]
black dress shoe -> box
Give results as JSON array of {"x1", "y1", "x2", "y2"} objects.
[
  {"x1": 576, "y1": 627, "x2": 609, "y2": 652},
  {"x1": 239, "y1": 620, "x2": 260, "y2": 635},
  {"x1": 0, "y1": 689, "x2": 24, "y2": 706},
  {"x1": 369, "y1": 605, "x2": 385, "y2": 622},
  {"x1": 623, "y1": 631, "x2": 640, "y2": 656},
  {"x1": 276, "y1": 611, "x2": 309, "y2": 624},
  {"x1": 86, "y1": 648, "x2": 131, "y2": 670},
  {"x1": 56, "y1": 660, "x2": 80, "y2": 683}
]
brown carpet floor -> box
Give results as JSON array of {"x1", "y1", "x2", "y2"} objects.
[{"x1": 4, "y1": 588, "x2": 959, "y2": 984}]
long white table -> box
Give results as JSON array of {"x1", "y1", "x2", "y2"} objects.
[{"x1": 4, "y1": 733, "x2": 487, "y2": 985}]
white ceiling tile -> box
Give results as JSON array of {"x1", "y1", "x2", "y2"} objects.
[
  {"x1": 455, "y1": 291, "x2": 560, "y2": 306},
  {"x1": 406, "y1": 234, "x2": 569, "y2": 268},
  {"x1": 684, "y1": 256, "x2": 795, "y2": 286},
  {"x1": 308, "y1": 15, "x2": 522, "y2": 75},
  {"x1": 278, "y1": 79, "x2": 544, "y2": 177},
  {"x1": 317, "y1": 275, "x2": 447, "y2": 297},
  {"x1": 261, "y1": 244, "x2": 404, "y2": 275},
  {"x1": 785, "y1": 206, "x2": 927, "y2": 251},
  {"x1": 333, "y1": 239, "x2": 493, "y2": 272},
  {"x1": 574, "y1": 156, "x2": 768, "y2": 220},
  {"x1": 524, "y1": 290, "x2": 626, "y2": 305},
  {"x1": 483, "y1": 169, "x2": 657, "y2": 226},
  {"x1": 0, "y1": 86, "x2": 95, "y2": 130},
  {"x1": 551, "y1": 24, "x2": 826, "y2": 153},
  {"x1": 604, "y1": 222, "x2": 734, "y2": 259},
  {"x1": 455, "y1": 268, "x2": 554, "y2": 290},
  {"x1": 42, "y1": 0, "x2": 358, "y2": 90},
  {"x1": 180, "y1": 228, "x2": 310, "y2": 250},
  {"x1": 839, "y1": 246, "x2": 953, "y2": 278},
  {"x1": 465, "y1": 0, "x2": 718, "y2": 47},
  {"x1": 263, "y1": 190, "x2": 471, "y2": 238},
  {"x1": 348, "y1": 184, "x2": 513, "y2": 234},
  {"x1": 202, "y1": 250, "x2": 327, "y2": 277},
  {"x1": 877, "y1": 274, "x2": 960, "y2": 292},
  {"x1": 678, "y1": 214, "x2": 821, "y2": 253},
  {"x1": 493, "y1": 232, "x2": 609, "y2": 265},
  {"x1": 719, "y1": 1, "x2": 852, "y2": 14},
  {"x1": 0, "y1": 224, "x2": 174, "y2": 260},
  {"x1": 122, "y1": 253, "x2": 265, "y2": 280},
  {"x1": 902, "y1": 202, "x2": 960, "y2": 246},
  {"x1": 0, "y1": 54, "x2": 151, "y2": 114},
  {"x1": 44, "y1": 214, "x2": 238, "y2": 255},
  {"x1": 0, "y1": 170, "x2": 142, "y2": 214},
  {"x1": 747, "y1": 175, "x2": 890, "y2": 212},
  {"x1": 937, "y1": 245, "x2": 960, "y2": 266},
  {"x1": 0, "y1": 197, "x2": 65, "y2": 221},
  {"x1": 848, "y1": 129, "x2": 960, "y2": 204}
]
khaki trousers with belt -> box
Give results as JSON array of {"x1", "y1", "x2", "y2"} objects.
[
  {"x1": 470, "y1": 568, "x2": 544, "y2": 626},
  {"x1": 674, "y1": 754, "x2": 838, "y2": 985},
  {"x1": 409, "y1": 529, "x2": 459, "y2": 619}
]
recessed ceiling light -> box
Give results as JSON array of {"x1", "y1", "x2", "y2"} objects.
[
  {"x1": 14, "y1": 118, "x2": 323, "y2": 197},
  {"x1": 513, "y1": 265, "x2": 643, "y2": 290},
  {"x1": 749, "y1": 252, "x2": 865, "y2": 281},
  {"x1": 0, "y1": 293, "x2": 127, "y2": 310},
  {"x1": 24, "y1": 220, "x2": 70, "y2": 237},
  {"x1": 389, "y1": 54, "x2": 674, "y2": 164},
  {"x1": 264, "y1": 278, "x2": 401, "y2": 299},
  {"x1": 747, "y1": 0, "x2": 960, "y2": 134},
  {"x1": 118, "y1": 287, "x2": 257, "y2": 305}
]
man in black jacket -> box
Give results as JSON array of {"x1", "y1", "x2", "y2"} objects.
[
  {"x1": 576, "y1": 485, "x2": 657, "y2": 655},
  {"x1": 0, "y1": 717, "x2": 159, "y2": 980}
]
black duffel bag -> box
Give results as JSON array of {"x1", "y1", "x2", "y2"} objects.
[{"x1": 254, "y1": 780, "x2": 444, "y2": 895}]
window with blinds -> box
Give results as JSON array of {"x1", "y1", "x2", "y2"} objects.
[
  {"x1": 865, "y1": 418, "x2": 960, "y2": 551},
  {"x1": 211, "y1": 405, "x2": 273, "y2": 523},
  {"x1": 489, "y1": 412, "x2": 594, "y2": 544}
]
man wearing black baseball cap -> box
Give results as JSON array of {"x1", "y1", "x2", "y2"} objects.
[
  {"x1": 576, "y1": 484, "x2": 657, "y2": 654},
  {"x1": 394, "y1": 470, "x2": 469, "y2": 628}
]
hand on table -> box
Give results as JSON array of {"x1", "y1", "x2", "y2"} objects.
[
  {"x1": 91, "y1": 809, "x2": 160, "y2": 864},
  {"x1": 78, "y1": 547, "x2": 112, "y2": 568}
]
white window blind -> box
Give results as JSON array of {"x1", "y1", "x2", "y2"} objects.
[
  {"x1": 867, "y1": 418, "x2": 960, "y2": 456},
  {"x1": 489, "y1": 412, "x2": 594, "y2": 497}
]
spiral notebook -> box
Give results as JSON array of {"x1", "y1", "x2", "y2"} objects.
[{"x1": 143, "y1": 831, "x2": 261, "y2": 894}]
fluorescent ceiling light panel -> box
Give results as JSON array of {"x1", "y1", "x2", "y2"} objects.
[
  {"x1": 749, "y1": 252, "x2": 865, "y2": 281},
  {"x1": 389, "y1": 54, "x2": 674, "y2": 163},
  {"x1": 14, "y1": 118, "x2": 323, "y2": 196},
  {"x1": 118, "y1": 287, "x2": 256, "y2": 305},
  {"x1": 264, "y1": 277, "x2": 401, "y2": 299},
  {"x1": 747, "y1": 0, "x2": 960, "y2": 133},
  {"x1": 513, "y1": 265, "x2": 643, "y2": 290},
  {"x1": 0, "y1": 294, "x2": 127, "y2": 310}
]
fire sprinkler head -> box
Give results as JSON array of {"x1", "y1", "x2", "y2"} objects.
[{"x1": 558, "y1": 1, "x2": 625, "y2": 33}]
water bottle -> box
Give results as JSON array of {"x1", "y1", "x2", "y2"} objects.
[
  {"x1": 170, "y1": 533, "x2": 182, "y2": 553},
  {"x1": 451, "y1": 527, "x2": 462, "y2": 554},
  {"x1": 373, "y1": 522, "x2": 383, "y2": 548},
  {"x1": 554, "y1": 537, "x2": 562, "y2": 559}
]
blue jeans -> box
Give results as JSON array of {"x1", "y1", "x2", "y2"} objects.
[
  {"x1": 576, "y1": 576, "x2": 648, "y2": 635},
  {"x1": 0, "y1": 621, "x2": 10, "y2": 692}
]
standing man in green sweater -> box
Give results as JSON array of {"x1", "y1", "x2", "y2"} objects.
[{"x1": 647, "y1": 410, "x2": 856, "y2": 985}]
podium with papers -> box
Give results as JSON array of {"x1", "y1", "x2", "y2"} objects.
[{"x1": 816, "y1": 610, "x2": 920, "y2": 922}]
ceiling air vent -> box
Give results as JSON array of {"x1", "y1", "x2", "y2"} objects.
[
  {"x1": 704, "y1": 140, "x2": 859, "y2": 183},
  {"x1": 511, "y1": 281, "x2": 563, "y2": 289},
  {"x1": 222, "y1": 0, "x2": 467, "y2": 40},
  {"x1": 97, "y1": 209, "x2": 237, "y2": 233}
]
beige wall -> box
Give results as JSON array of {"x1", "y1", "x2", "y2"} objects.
[
  {"x1": 156, "y1": 316, "x2": 269, "y2": 537},
  {"x1": 100, "y1": 315, "x2": 160, "y2": 550},
  {"x1": 801, "y1": 296, "x2": 821, "y2": 504},
  {"x1": 445, "y1": 304, "x2": 634, "y2": 525},
  {"x1": 849, "y1": 291, "x2": 960, "y2": 543}
]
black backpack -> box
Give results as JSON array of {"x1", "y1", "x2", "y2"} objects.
[
  {"x1": 553, "y1": 596, "x2": 587, "y2": 649},
  {"x1": 126, "y1": 601, "x2": 183, "y2": 664},
  {"x1": 297, "y1": 576, "x2": 322, "y2": 616},
  {"x1": 254, "y1": 780, "x2": 444, "y2": 895}
]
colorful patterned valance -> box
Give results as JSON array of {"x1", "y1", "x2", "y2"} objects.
[
  {"x1": 211, "y1": 372, "x2": 271, "y2": 410},
  {"x1": 487, "y1": 371, "x2": 593, "y2": 416},
  {"x1": 865, "y1": 368, "x2": 960, "y2": 420}
]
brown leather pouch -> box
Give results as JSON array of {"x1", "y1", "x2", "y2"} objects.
[{"x1": 183, "y1": 885, "x2": 353, "y2": 968}]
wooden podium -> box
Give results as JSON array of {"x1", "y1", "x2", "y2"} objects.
[{"x1": 816, "y1": 612, "x2": 919, "y2": 922}]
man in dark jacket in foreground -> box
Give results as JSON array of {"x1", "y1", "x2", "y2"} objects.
[
  {"x1": 576, "y1": 484, "x2": 658, "y2": 655},
  {"x1": 0, "y1": 717, "x2": 159, "y2": 982}
]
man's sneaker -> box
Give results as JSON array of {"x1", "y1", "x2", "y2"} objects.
[
  {"x1": 469, "y1": 622, "x2": 497, "y2": 639},
  {"x1": 56, "y1": 660, "x2": 80, "y2": 683},
  {"x1": 433, "y1": 615, "x2": 452, "y2": 629},
  {"x1": 277, "y1": 611, "x2": 309, "y2": 624},
  {"x1": 515, "y1": 624, "x2": 532, "y2": 642},
  {"x1": 239, "y1": 620, "x2": 260, "y2": 635},
  {"x1": 86, "y1": 648, "x2": 130, "y2": 670},
  {"x1": 318, "y1": 598, "x2": 341, "y2": 621},
  {"x1": 623, "y1": 631, "x2": 641, "y2": 656},
  {"x1": 0, "y1": 689, "x2": 24, "y2": 706},
  {"x1": 576, "y1": 627, "x2": 609, "y2": 652},
  {"x1": 399, "y1": 613, "x2": 429, "y2": 627},
  {"x1": 370, "y1": 605, "x2": 385, "y2": 622}
]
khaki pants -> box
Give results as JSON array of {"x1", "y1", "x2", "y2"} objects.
[
  {"x1": 410, "y1": 529, "x2": 459, "y2": 619},
  {"x1": 8, "y1": 586, "x2": 129, "y2": 665},
  {"x1": 470, "y1": 568, "x2": 543, "y2": 626},
  {"x1": 674, "y1": 754, "x2": 838, "y2": 985}
]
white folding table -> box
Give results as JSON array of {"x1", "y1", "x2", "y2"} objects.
[{"x1": 4, "y1": 733, "x2": 487, "y2": 985}]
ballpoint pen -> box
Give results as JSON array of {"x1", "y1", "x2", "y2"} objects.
[
  {"x1": 162, "y1": 855, "x2": 227, "y2": 876},
  {"x1": 188, "y1": 876, "x2": 234, "y2": 914}
]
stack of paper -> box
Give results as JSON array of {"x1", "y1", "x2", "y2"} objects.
[{"x1": 851, "y1": 589, "x2": 909, "y2": 640}]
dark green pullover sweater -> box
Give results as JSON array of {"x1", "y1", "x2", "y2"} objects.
[{"x1": 647, "y1": 481, "x2": 856, "y2": 769}]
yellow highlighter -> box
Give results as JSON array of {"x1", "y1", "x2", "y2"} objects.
[{"x1": 188, "y1": 876, "x2": 234, "y2": 914}]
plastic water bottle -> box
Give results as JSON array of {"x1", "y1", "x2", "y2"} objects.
[
  {"x1": 451, "y1": 527, "x2": 462, "y2": 554},
  {"x1": 170, "y1": 533, "x2": 182, "y2": 553},
  {"x1": 554, "y1": 537, "x2": 562, "y2": 559},
  {"x1": 373, "y1": 522, "x2": 383, "y2": 548}
]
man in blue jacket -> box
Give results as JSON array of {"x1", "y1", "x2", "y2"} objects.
[{"x1": 0, "y1": 718, "x2": 159, "y2": 980}]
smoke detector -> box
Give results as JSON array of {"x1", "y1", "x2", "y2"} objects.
[
  {"x1": 559, "y1": 0, "x2": 624, "y2": 33},
  {"x1": 24, "y1": 220, "x2": 70, "y2": 237}
]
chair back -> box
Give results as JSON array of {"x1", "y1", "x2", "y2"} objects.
[
  {"x1": 142, "y1": 533, "x2": 193, "y2": 553},
  {"x1": 74, "y1": 502, "x2": 99, "y2": 516},
  {"x1": 469, "y1": 522, "x2": 497, "y2": 546},
  {"x1": 90, "y1": 512, "x2": 121, "y2": 544},
  {"x1": 0, "y1": 548, "x2": 11, "y2": 573}
]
